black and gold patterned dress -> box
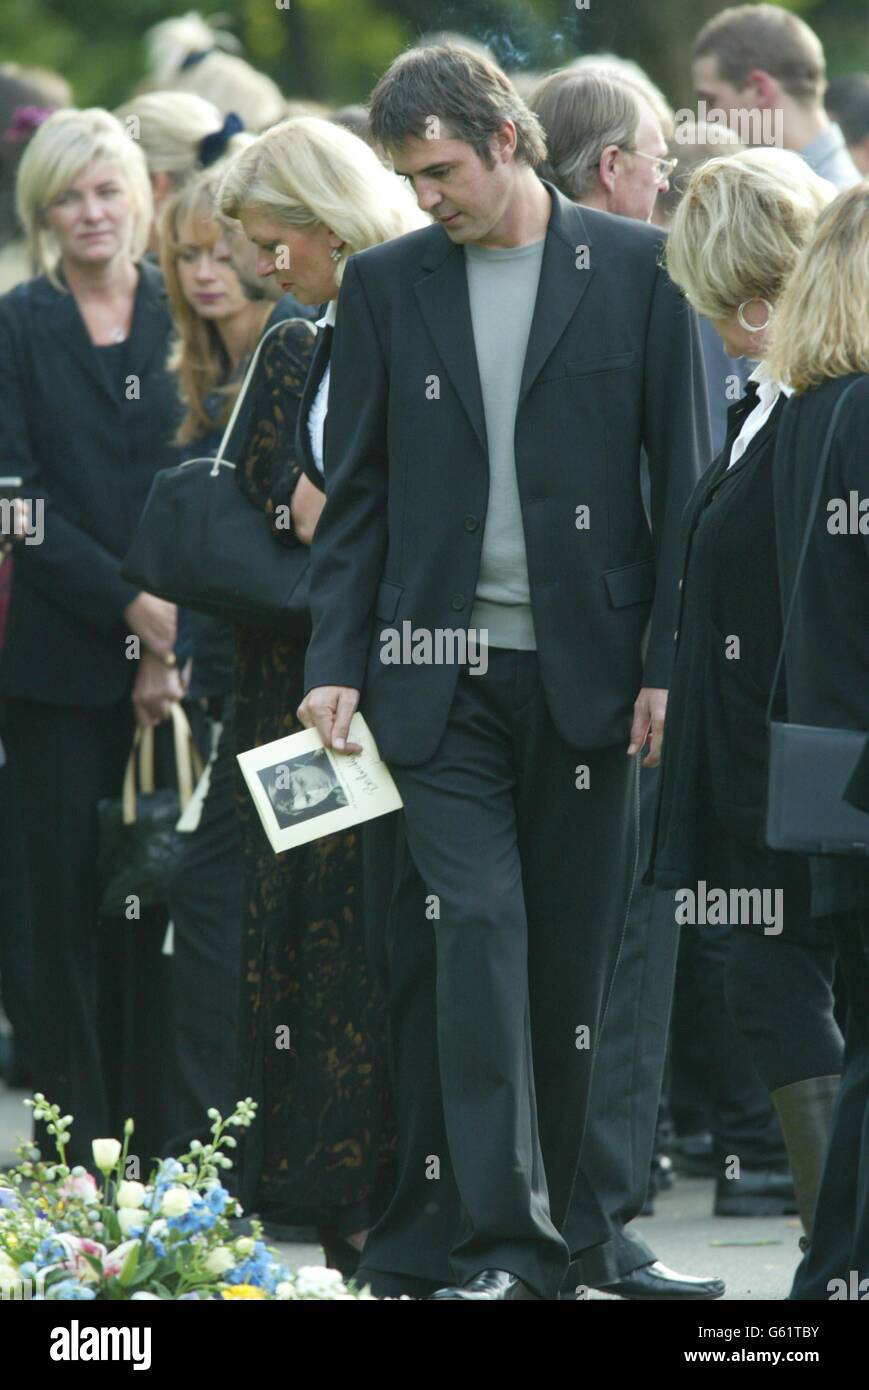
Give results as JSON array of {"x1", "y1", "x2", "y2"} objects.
[{"x1": 232, "y1": 315, "x2": 395, "y2": 1240}]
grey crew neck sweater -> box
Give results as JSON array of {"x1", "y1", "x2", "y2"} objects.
[{"x1": 465, "y1": 237, "x2": 545, "y2": 650}]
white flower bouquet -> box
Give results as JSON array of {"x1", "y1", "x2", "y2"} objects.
[{"x1": 0, "y1": 1096, "x2": 373, "y2": 1300}]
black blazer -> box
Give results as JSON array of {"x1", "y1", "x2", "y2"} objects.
[
  {"x1": 649, "y1": 386, "x2": 786, "y2": 887},
  {"x1": 304, "y1": 182, "x2": 711, "y2": 766},
  {"x1": 773, "y1": 372, "x2": 869, "y2": 914},
  {"x1": 0, "y1": 260, "x2": 181, "y2": 707}
]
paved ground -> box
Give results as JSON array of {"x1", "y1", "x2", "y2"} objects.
[{"x1": 0, "y1": 1079, "x2": 801, "y2": 1300}]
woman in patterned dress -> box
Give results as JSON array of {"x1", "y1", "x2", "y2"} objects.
[{"x1": 217, "y1": 117, "x2": 426, "y2": 1272}]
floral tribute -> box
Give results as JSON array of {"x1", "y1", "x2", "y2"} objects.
[{"x1": 0, "y1": 1096, "x2": 372, "y2": 1301}]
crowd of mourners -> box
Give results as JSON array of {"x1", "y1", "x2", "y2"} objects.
[{"x1": 0, "y1": 4, "x2": 867, "y2": 1301}]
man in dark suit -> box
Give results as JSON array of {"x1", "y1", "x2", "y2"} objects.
[{"x1": 299, "y1": 45, "x2": 710, "y2": 1300}]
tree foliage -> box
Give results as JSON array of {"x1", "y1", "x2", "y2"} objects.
[{"x1": 1, "y1": 0, "x2": 867, "y2": 113}]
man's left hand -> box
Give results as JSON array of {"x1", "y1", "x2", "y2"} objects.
[{"x1": 627, "y1": 687, "x2": 668, "y2": 767}]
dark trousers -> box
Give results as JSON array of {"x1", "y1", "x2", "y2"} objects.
[
  {"x1": 163, "y1": 709, "x2": 244, "y2": 1150},
  {"x1": 791, "y1": 911, "x2": 869, "y2": 1298},
  {"x1": 359, "y1": 652, "x2": 638, "y2": 1299},
  {"x1": 565, "y1": 763, "x2": 680, "y2": 1284},
  {"x1": 5, "y1": 697, "x2": 175, "y2": 1168},
  {"x1": 668, "y1": 809, "x2": 830, "y2": 1170}
]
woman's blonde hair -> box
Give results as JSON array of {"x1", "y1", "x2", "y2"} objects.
[
  {"x1": 159, "y1": 165, "x2": 266, "y2": 445},
  {"x1": 665, "y1": 146, "x2": 835, "y2": 322},
  {"x1": 145, "y1": 11, "x2": 285, "y2": 132},
  {"x1": 16, "y1": 107, "x2": 152, "y2": 287},
  {"x1": 216, "y1": 115, "x2": 429, "y2": 288},
  {"x1": 114, "y1": 91, "x2": 226, "y2": 179},
  {"x1": 765, "y1": 184, "x2": 869, "y2": 393}
]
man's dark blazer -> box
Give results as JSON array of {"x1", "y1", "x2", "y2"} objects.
[
  {"x1": 0, "y1": 259, "x2": 181, "y2": 708},
  {"x1": 304, "y1": 182, "x2": 711, "y2": 766}
]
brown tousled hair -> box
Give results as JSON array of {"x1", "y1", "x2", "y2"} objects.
[{"x1": 369, "y1": 44, "x2": 547, "y2": 168}]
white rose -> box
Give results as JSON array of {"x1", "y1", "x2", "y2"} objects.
[
  {"x1": 293, "y1": 1266, "x2": 347, "y2": 1299},
  {"x1": 117, "y1": 1207, "x2": 145, "y2": 1237},
  {"x1": 91, "y1": 1139, "x2": 122, "y2": 1174},
  {"x1": 203, "y1": 1247, "x2": 235, "y2": 1277},
  {"x1": 161, "y1": 1186, "x2": 192, "y2": 1218},
  {"x1": 116, "y1": 1181, "x2": 146, "y2": 1209},
  {"x1": 233, "y1": 1236, "x2": 255, "y2": 1257}
]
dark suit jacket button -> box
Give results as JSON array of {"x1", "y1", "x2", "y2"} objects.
[
  {"x1": 463, "y1": 515, "x2": 479, "y2": 532},
  {"x1": 451, "y1": 594, "x2": 465, "y2": 611}
]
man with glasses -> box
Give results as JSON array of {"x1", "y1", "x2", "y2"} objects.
[
  {"x1": 530, "y1": 66, "x2": 676, "y2": 225},
  {"x1": 529, "y1": 65, "x2": 725, "y2": 1302}
]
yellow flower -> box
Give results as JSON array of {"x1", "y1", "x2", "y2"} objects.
[{"x1": 220, "y1": 1285, "x2": 267, "y2": 1300}]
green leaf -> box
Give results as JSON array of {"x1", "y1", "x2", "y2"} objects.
[
  {"x1": 119, "y1": 1241, "x2": 140, "y2": 1287},
  {"x1": 129, "y1": 1257, "x2": 160, "y2": 1286}
]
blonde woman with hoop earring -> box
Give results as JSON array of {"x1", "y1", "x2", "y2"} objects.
[{"x1": 649, "y1": 148, "x2": 843, "y2": 1246}]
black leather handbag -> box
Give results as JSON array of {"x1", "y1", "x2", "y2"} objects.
[
  {"x1": 122, "y1": 318, "x2": 316, "y2": 634},
  {"x1": 97, "y1": 704, "x2": 205, "y2": 918},
  {"x1": 764, "y1": 380, "x2": 869, "y2": 856}
]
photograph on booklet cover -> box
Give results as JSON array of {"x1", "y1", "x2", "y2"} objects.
[{"x1": 236, "y1": 713, "x2": 403, "y2": 852}]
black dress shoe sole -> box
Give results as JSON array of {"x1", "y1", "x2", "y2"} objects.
[{"x1": 604, "y1": 1285, "x2": 725, "y2": 1301}]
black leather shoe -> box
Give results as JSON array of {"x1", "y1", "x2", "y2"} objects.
[
  {"x1": 429, "y1": 1269, "x2": 520, "y2": 1300},
  {"x1": 714, "y1": 1168, "x2": 797, "y2": 1217},
  {"x1": 595, "y1": 1261, "x2": 725, "y2": 1300}
]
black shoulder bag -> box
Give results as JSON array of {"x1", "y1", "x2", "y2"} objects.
[
  {"x1": 765, "y1": 379, "x2": 869, "y2": 856},
  {"x1": 122, "y1": 318, "x2": 316, "y2": 634}
]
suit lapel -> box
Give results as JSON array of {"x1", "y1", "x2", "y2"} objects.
[
  {"x1": 412, "y1": 184, "x2": 597, "y2": 451},
  {"x1": 518, "y1": 185, "x2": 596, "y2": 406},
  {"x1": 413, "y1": 237, "x2": 488, "y2": 455}
]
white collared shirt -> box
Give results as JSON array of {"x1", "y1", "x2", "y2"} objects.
[
  {"x1": 728, "y1": 363, "x2": 794, "y2": 468},
  {"x1": 307, "y1": 298, "x2": 337, "y2": 476}
]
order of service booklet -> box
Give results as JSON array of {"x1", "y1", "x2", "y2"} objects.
[{"x1": 236, "y1": 713, "x2": 403, "y2": 853}]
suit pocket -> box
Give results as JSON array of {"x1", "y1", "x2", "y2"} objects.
[
  {"x1": 603, "y1": 558, "x2": 655, "y2": 609},
  {"x1": 560, "y1": 350, "x2": 636, "y2": 377},
  {"x1": 375, "y1": 579, "x2": 403, "y2": 622}
]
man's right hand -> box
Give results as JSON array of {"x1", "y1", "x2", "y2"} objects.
[
  {"x1": 124, "y1": 592, "x2": 178, "y2": 660},
  {"x1": 297, "y1": 685, "x2": 362, "y2": 752}
]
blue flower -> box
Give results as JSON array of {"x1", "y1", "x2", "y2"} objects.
[
  {"x1": 204, "y1": 1186, "x2": 229, "y2": 1215},
  {"x1": 34, "y1": 1236, "x2": 67, "y2": 1268},
  {"x1": 146, "y1": 1234, "x2": 166, "y2": 1259},
  {"x1": 46, "y1": 1279, "x2": 97, "y2": 1301},
  {"x1": 223, "y1": 1241, "x2": 284, "y2": 1294},
  {"x1": 0, "y1": 1190, "x2": 19, "y2": 1210},
  {"x1": 166, "y1": 1194, "x2": 216, "y2": 1236}
]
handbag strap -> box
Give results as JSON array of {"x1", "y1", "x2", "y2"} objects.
[
  {"x1": 765, "y1": 379, "x2": 861, "y2": 727},
  {"x1": 121, "y1": 705, "x2": 205, "y2": 825},
  {"x1": 169, "y1": 701, "x2": 204, "y2": 808},
  {"x1": 208, "y1": 316, "x2": 318, "y2": 475}
]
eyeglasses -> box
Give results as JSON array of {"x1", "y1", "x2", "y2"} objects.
[{"x1": 624, "y1": 149, "x2": 679, "y2": 182}]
